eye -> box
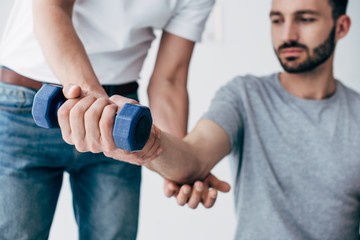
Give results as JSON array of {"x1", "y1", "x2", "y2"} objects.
[
  {"x1": 300, "y1": 18, "x2": 316, "y2": 23},
  {"x1": 271, "y1": 18, "x2": 283, "y2": 24}
]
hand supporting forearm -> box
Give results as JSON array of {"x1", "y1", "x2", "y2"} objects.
[
  {"x1": 32, "y1": 0, "x2": 106, "y2": 97},
  {"x1": 145, "y1": 131, "x2": 210, "y2": 184}
]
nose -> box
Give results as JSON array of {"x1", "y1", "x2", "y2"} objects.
[{"x1": 281, "y1": 21, "x2": 299, "y2": 43}]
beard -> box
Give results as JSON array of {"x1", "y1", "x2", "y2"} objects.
[{"x1": 275, "y1": 26, "x2": 336, "y2": 73}]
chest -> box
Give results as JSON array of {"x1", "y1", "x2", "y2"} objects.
[
  {"x1": 242, "y1": 96, "x2": 360, "y2": 197},
  {"x1": 73, "y1": 0, "x2": 182, "y2": 29}
]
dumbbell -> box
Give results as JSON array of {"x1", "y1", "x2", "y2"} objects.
[{"x1": 32, "y1": 84, "x2": 152, "y2": 151}]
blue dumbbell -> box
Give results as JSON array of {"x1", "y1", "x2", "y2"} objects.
[{"x1": 32, "y1": 84, "x2": 152, "y2": 151}]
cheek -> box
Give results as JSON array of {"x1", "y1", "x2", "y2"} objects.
[
  {"x1": 299, "y1": 24, "x2": 332, "y2": 50},
  {"x1": 271, "y1": 30, "x2": 281, "y2": 50},
  {"x1": 299, "y1": 30, "x2": 317, "y2": 48}
]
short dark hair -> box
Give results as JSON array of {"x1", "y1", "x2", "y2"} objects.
[{"x1": 328, "y1": 0, "x2": 348, "y2": 19}]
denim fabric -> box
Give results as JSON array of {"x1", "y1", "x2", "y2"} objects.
[{"x1": 0, "y1": 82, "x2": 141, "y2": 240}]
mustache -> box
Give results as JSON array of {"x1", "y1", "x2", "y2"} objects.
[{"x1": 278, "y1": 41, "x2": 308, "y2": 51}]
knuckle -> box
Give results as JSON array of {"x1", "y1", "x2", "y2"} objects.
[
  {"x1": 62, "y1": 136, "x2": 73, "y2": 145},
  {"x1": 85, "y1": 95, "x2": 97, "y2": 102},
  {"x1": 58, "y1": 105, "x2": 70, "y2": 119},
  {"x1": 97, "y1": 97, "x2": 110, "y2": 105},
  {"x1": 76, "y1": 146, "x2": 86, "y2": 153},
  {"x1": 103, "y1": 142, "x2": 116, "y2": 152},
  {"x1": 101, "y1": 117, "x2": 114, "y2": 130},
  {"x1": 74, "y1": 141, "x2": 86, "y2": 152},
  {"x1": 69, "y1": 106, "x2": 83, "y2": 120},
  {"x1": 88, "y1": 142, "x2": 100, "y2": 153},
  {"x1": 84, "y1": 108, "x2": 97, "y2": 120}
]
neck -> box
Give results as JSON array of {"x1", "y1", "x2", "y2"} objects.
[{"x1": 279, "y1": 57, "x2": 336, "y2": 100}]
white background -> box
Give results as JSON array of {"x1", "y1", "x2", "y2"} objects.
[{"x1": 0, "y1": 0, "x2": 359, "y2": 239}]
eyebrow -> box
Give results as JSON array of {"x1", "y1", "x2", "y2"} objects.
[
  {"x1": 270, "y1": 11, "x2": 281, "y2": 17},
  {"x1": 270, "y1": 10, "x2": 320, "y2": 17},
  {"x1": 296, "y1": 10, "x2": 320, "y2": 15}
]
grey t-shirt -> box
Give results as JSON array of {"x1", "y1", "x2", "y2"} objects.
[{"x1": 203, "y1": 73, "x2": 360, "y2": 240}]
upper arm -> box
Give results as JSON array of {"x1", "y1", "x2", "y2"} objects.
[
  {"x1": 185, "y1": 119, "x2": 231, "y2": 174},
  {"x1": 150, "y1": 0, "x2": 215, "y2": 84},
  {"x1": 149, "y1": 31, "x2": 195, "y2": 87},
  {"x1": 33, "y1": 0, "x2": 76, "y2": 19}
]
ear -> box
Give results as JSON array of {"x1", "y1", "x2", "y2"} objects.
[{"x1": 335, "y1": 14, "x2": 351, "y2": 41}]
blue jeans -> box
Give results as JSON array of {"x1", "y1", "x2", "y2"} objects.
[{"x1": 0, "y1": 82, "x2": 141, "y2": 240}]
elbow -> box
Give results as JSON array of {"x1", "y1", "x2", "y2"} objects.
[{"x1": 147, "y1": 69, "x2": 188, "y2": 97}]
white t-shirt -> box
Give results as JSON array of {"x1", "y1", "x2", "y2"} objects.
[{"x1": 0, "y1": 0, "x2": 214, "y2": 85}]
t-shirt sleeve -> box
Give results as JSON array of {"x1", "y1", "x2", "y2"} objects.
[
  {"x1": 164, "y1": 0, "x2": 215, "y2": 42},
  {"x1": 201, "y1": 78, "x2": 245, "y2": 150}
]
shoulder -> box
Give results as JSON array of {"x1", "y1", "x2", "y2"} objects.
[
  {"x1": 222, "y1": 73, "x2": 277, "y2": 94},
  {"x1": 338, "y1": 81, "x2": 360, "y2": 107},
  {"x1": 338, "y1": 81, "x2": 360, "y2": 102},
  {"x1": 336, "y1": 81, "x2": 360, "y2": 117}
]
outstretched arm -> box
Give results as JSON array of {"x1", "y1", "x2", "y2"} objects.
[
  {"x1": 103, "y1": 115, "x2": 231, "y2": 184},
  {"x1": 60, "y1": 89, "x2": 230, "y2": 182}
]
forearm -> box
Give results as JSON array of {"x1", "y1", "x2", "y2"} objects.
[
  {"x1": 32, "y1": 0, "x2": 106, "y2": 97},
  {"x1": 147, "y1": 32, "x2": 194, "y2": 138},
  {"x1": 148, "y1": 80, "x2": 188, "y2": 138},
  {"x1": 145, "y1": 131, "x2": 209, "y2": 184}
]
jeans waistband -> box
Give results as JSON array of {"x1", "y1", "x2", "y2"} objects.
[{"x1": 0, "y1": 66, "x2": 138, "y2": 96}]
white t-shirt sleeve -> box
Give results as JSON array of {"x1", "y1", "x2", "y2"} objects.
[{"x1": 164, "y1": 0, "x2": 215, "y2": 42}]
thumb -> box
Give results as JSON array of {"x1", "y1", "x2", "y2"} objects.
[
  {"x1": 63, "y1": 84, "x2": 82, "y2": 99},
  {"x1": 205, "y1": 173, "x2": 231, "y2": 193}
]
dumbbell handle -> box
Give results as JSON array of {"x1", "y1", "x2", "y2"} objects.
[{"x1": 32, "y1": 84, "x2": 152, "y2": 151}]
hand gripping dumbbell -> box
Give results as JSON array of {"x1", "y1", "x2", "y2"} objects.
[{"x1": 32, "y1": 84, "x2": 152, "y2": 151}]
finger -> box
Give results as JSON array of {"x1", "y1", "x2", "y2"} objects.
[
  {"x1": 63, "y1": 84, "x2": 82, "y2": 99},
  {"x1": 205, "y1": 173, "x2": 231, "y2": 193},
  {"x1": 99, "y1": 104, "x2": 118, "y2": 152},
  {"x1": 187, "y1": 181, "x2": 204, "y2": 209},
  {"x1": 69, "y1": 96, "x2": 97, "y2": 152},
  {"x1": 58, "y1": 98, "x2": 80, "y2": 145},
  {"x1": 109, "y1": 95, "x2": 139, "y2": 109},
  {"x1": 84, "y1": 98, "x2": 112, "y2": 153},
  {"x1": 163, "y1": 179, "x2": 180, "y2": 198},
  {"x1": 176, "y1": 185, "x2": 191, "y2": 206},
  {"x1": 202, "y1": 188, "x2": 218, "y2": 208}
]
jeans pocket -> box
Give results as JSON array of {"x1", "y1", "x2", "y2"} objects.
[{"x1": 0, "y1": 82, "x2": 35, "y2": 112}]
